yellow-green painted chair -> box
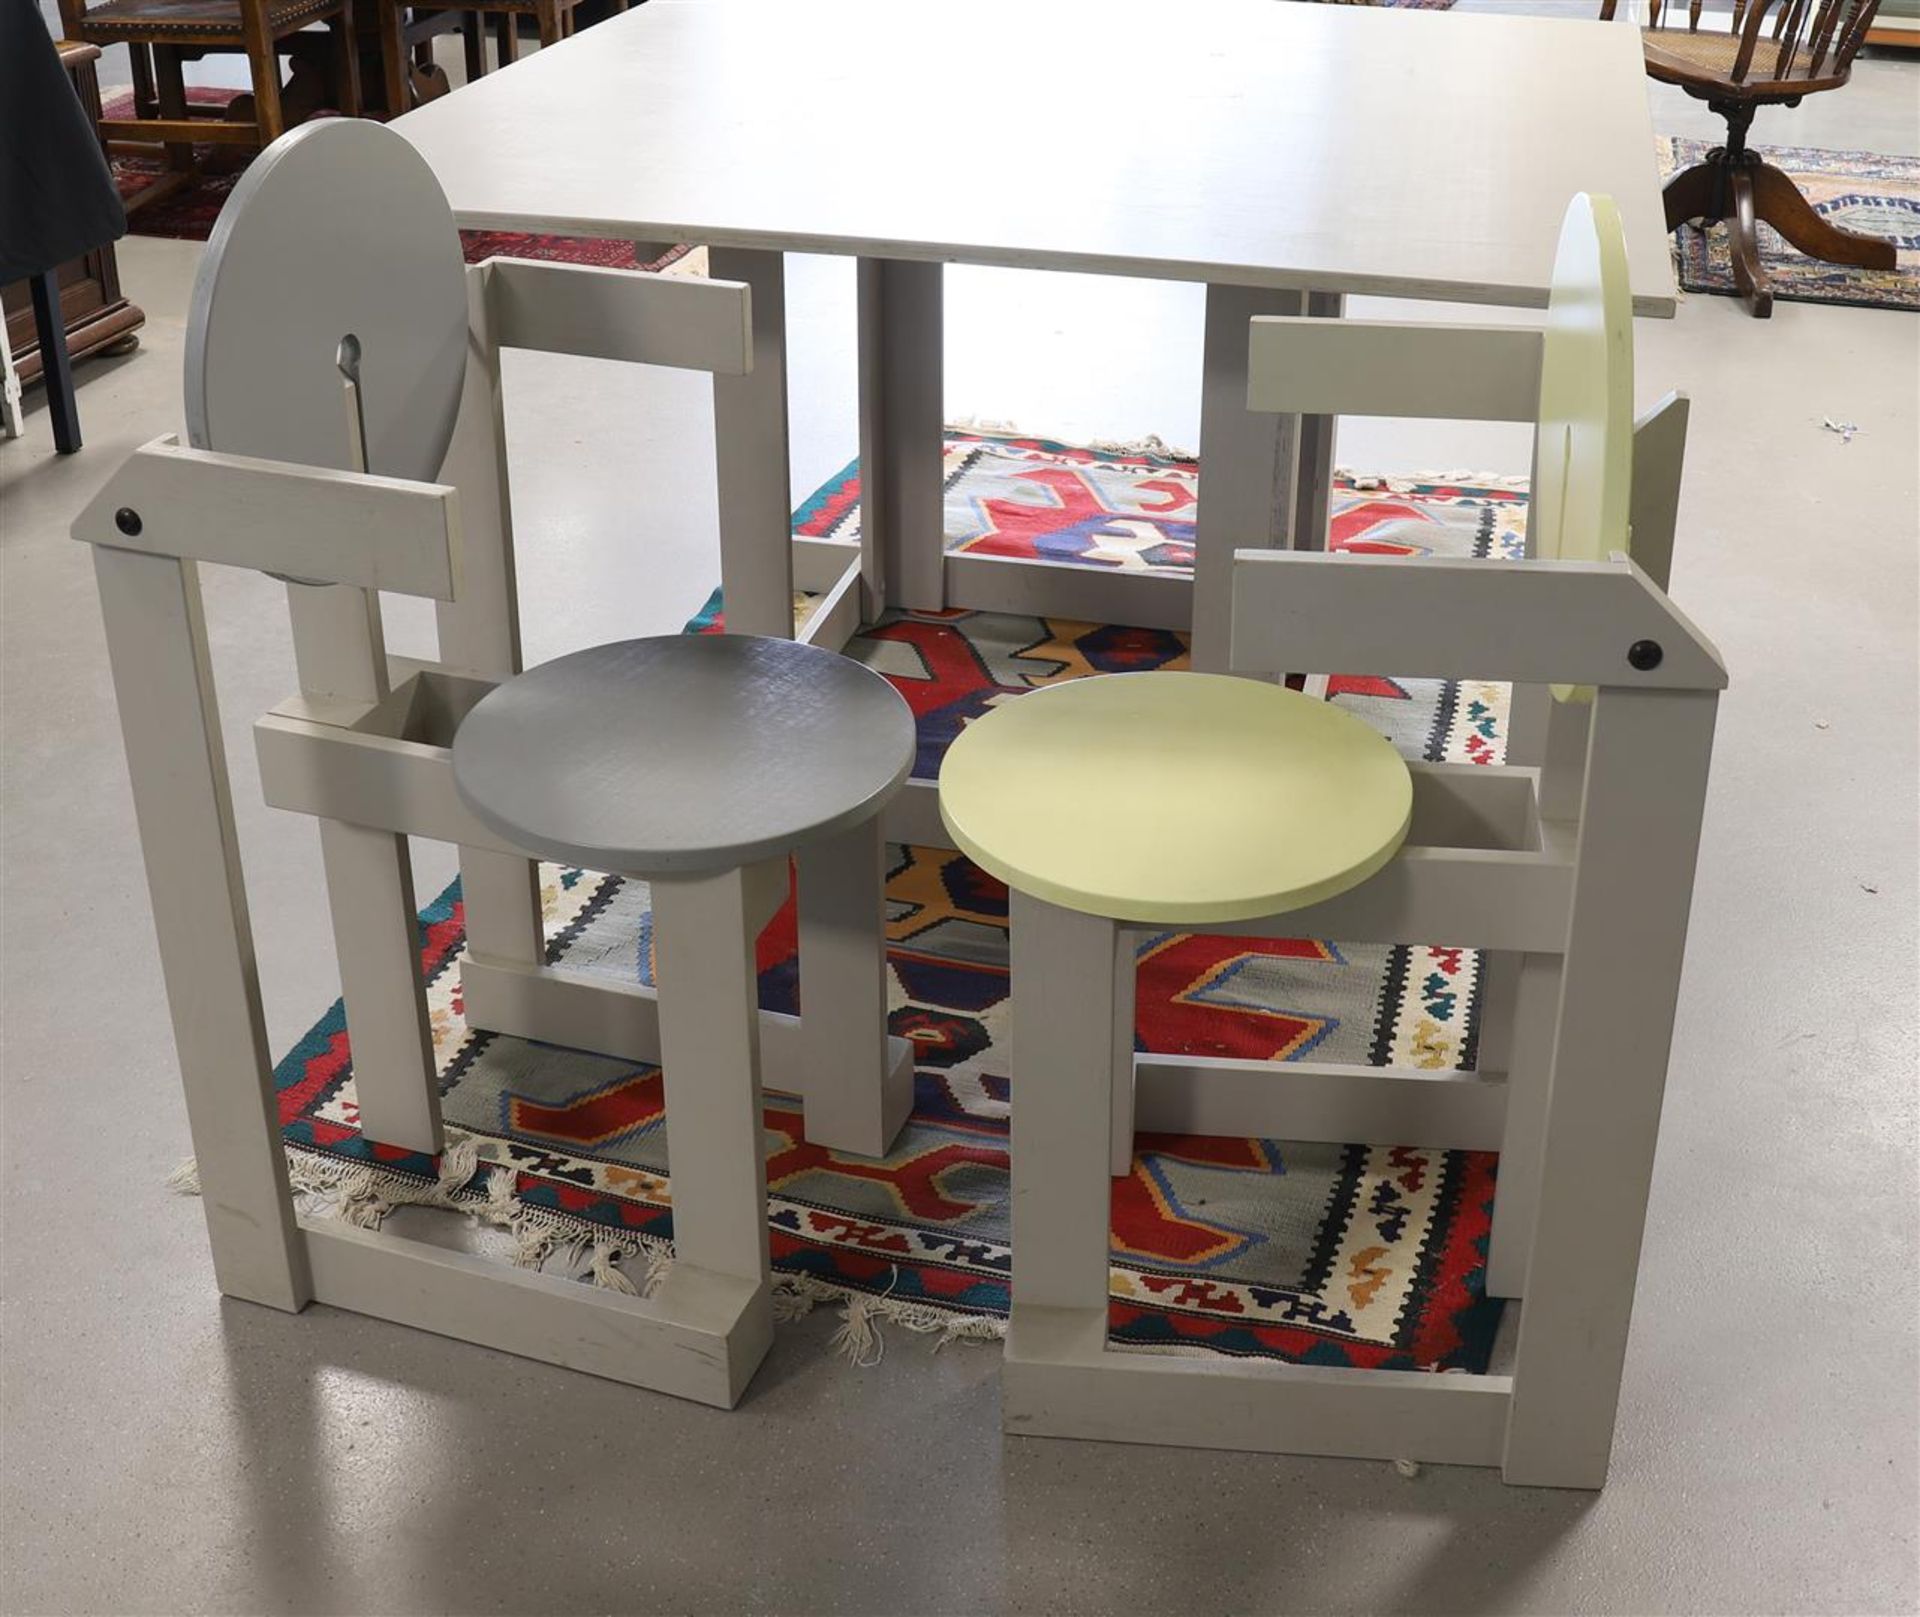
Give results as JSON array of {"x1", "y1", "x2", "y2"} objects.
[{"x1": 938, "y1": 195, "x2": 1727, "y2": 1488}]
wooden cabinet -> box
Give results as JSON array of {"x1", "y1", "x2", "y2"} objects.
[{"x1": 0, "y1": 41, "x2": 145, "y2": 387}]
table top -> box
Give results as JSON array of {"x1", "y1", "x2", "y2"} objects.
[
  {"x1": 395, "y1": 0, "x2": 1677, "y2": 314},
  {"x1": 939, "y1": 671, "x2": 1413, "y2": 925},
  {"x1": 451, "y1": 635, "x2": 916, "y2": 875}
]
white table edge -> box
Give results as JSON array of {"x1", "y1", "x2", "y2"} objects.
[{"x1": 455, "y1": 209, "x2": 1679, "y2": 318}]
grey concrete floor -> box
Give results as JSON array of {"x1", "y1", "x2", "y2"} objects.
[{"x1": 4, "y1": 14, "x2": 1919, "y2": 1616}]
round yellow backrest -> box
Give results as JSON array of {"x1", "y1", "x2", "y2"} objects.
[
  {"x1": 1534, "y1": 191, "x2": 1634, "y2": 563},
  {"x1": 1534, "y1": 192, "x2": 1635, "y2": 700}
]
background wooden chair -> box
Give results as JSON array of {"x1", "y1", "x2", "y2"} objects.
[
  {"x1": 344, "y1": 1, "x2": 484, "y2": 115},
  {"x1": 372, "y1": 0, "x2": 625, "y2": 112},
  {"x1": 1602, "y1": 0, "x2": 1895, "y2": 316},
  {"x1": 58, "y1": 0, "x2": 358, "y2": 192}
]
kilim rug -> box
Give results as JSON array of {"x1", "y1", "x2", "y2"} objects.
[
  {"x1": 263, "y1": 432, "x2": 1523, "y2": 1373},
  {"x1": 104, "y1": 89, "x2": 696, "y2": 272},
  {"x1": 1658, "y1": 135, "x2": 1920, "y2": 311}
]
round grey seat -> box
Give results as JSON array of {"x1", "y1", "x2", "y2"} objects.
[{"x1": 452, "y1": 633, "x2": 915, "y2": 875}]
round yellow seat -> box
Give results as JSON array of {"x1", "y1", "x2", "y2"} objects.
[{"x1": 938, "y1": 672, "x2": 1414, "y2": 926}]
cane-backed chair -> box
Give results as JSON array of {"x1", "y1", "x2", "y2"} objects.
[{"x1": 1602, "y1": 0, "x2": 1895, "y2": 316}]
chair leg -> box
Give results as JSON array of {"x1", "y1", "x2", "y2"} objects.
[
  {"x1": 495, "y1": 12, "x2": 518, "y2": 65},
  {"x1": 1484, "y1": 954, "x2": 1563, "y2": 1299},
  {"x1": 1661, "y1": 161, "x2": 1721, "y2": 232},
  {"x1": 317, "y1": 819, "x2": 442, "y2": 1152},
  {"x1": 793, "y1": 816, "x2": 913, "y2": 1158},
  {"x1": 1749, "y1": 161, "x2": 1898, "y2": 271},
  {"x1": 375, "y1": 0, "x2": 411, "y2": 115},
  {"x1": 153, "y1": 46, "x2": 196, "y2": 174},
  {"x1": 26, "y1": 272, "x2": 80, "y2": 455},
  {"x1": 1501, "y1": 688, "x2": 1719, "y2": 1489},
  {"x1": 1009, "y1": 891, "x2": 1118, "y2": 1317},
  {"x1": 128, "y1": 42, "x2": 159, "y2": 119},
  {"x1": 328, "y1": 9, "x2": 361, "y2": 117},
  {"x1": 649, "y1": 865, "x2": 776, "y2": 1293},
  {"x1": 534, "y1": 0, "x2": 562, "y2": 48},
  {"x1": 239, "y1": 5, "x2": 287, "y2": 145},
  {"x1": 1727, "y1": 166, "x2": 1773, "y2": 319},
  {"x1": 1109, "y1": 930, "x2": 1137, "y2": 1178},
  {"x1": 463, "y1": 12, "x2": 487, "y2": 78}
]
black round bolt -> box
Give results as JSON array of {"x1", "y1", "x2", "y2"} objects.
[
  {"x1": 1627, "y1": 639, "x2": 1663, "y2": 672},
  {"x1": 114, "y1": 507, "x2": 143, "y2": 537}
]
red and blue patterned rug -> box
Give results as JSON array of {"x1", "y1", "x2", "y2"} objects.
[{"x1": 271, "y1": 432, "x2": 1526, "y2": 1372}]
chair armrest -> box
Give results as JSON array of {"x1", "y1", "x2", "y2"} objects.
[
  {"x1": 484, "y1": 258, "x2": 754, "y2": 376},
  {"x1": 1228, "y1": 549, "x2": 1727, "y2": 693},
  {"x1": 1247, "y1": 317, "x2": 1544, "y2": 422},
  {"x1": 73, "y1": 435, "x2": 462, "y2": 601}
]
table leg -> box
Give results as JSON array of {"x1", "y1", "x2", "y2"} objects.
[
  {"x1": 856, "y1": 257, "x2": 944, "y2": 622},
  {"x1": 1194, "y1": 283, "x2": 1307, "y2": 673},
  {"x1": 1292, "y1": 290, "x2": 1344, "y2": 553},
  {"x1": 709, "y1": 247, "x2": 795, "y2": 639}
]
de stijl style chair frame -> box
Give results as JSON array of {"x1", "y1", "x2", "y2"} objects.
[
  {"x1": 71, "y1": 130, "x2": 912, "y2": 1409},
  {"x1": 977, "y1": 197, "x2": 1727, "y2": 1489}
]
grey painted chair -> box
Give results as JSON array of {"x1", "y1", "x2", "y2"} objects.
[{"x1": 72, "y1": 117, "x2": 915, "y2": 1410}]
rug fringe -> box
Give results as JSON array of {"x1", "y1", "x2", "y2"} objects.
[
  {"x1": 1339, "y1": 467, "x2": 1534, "y2": 493},
  {"x1": 587, "y1": 1240, "x2": 639, "y2": 1297},
  {"x1": 947, "y1": 414, "x2": 1198, "y2": 463},
  {"x1": 166, "y1": 1145, "x2": 1009, "y2": 1363}
]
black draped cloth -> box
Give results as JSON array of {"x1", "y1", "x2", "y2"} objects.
[{"x1": 0, "y1": 0, "x2": 127, "y2": 285}]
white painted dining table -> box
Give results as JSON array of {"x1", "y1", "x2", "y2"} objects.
[{"x1": 394, "y1": 0, "x2": 1676, "y2": 670}]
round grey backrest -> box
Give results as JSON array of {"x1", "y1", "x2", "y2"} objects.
[{"x1": 183, "y1": 118, "x2": 469, "y2": 480}]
